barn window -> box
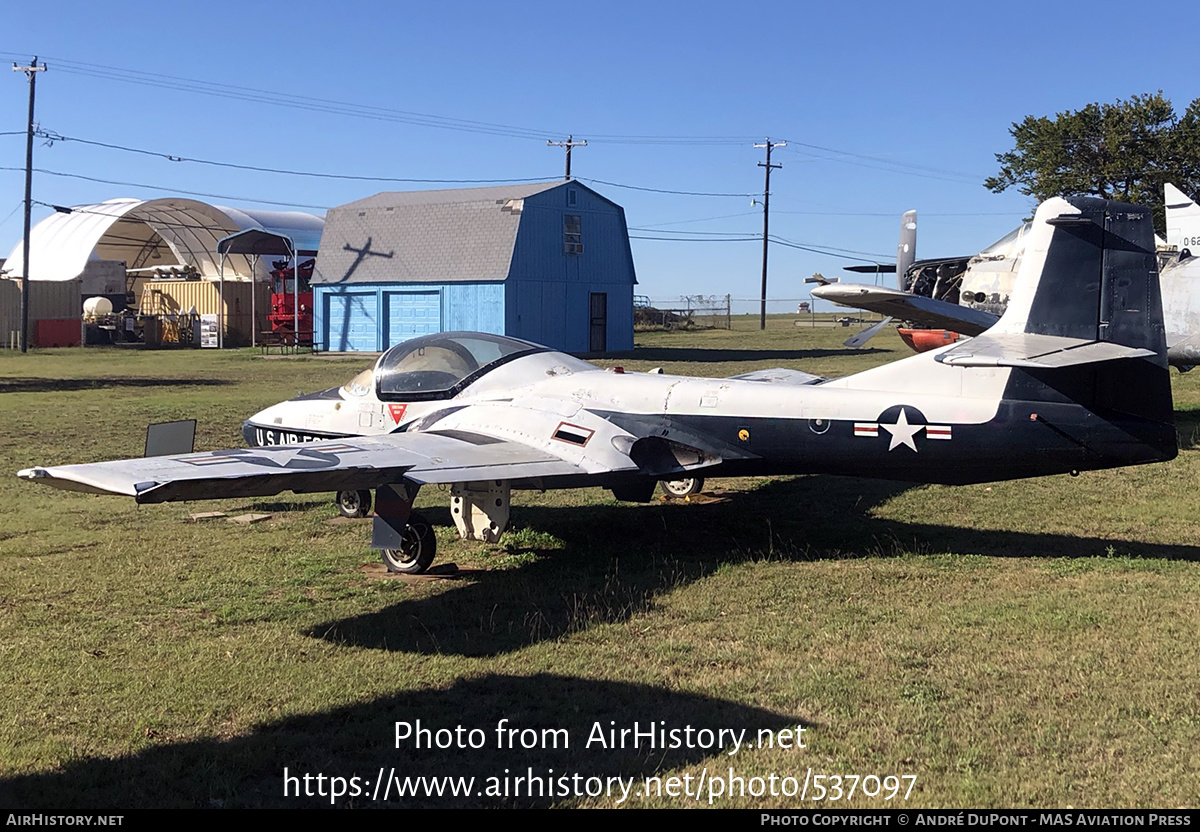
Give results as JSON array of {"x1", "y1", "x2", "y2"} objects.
[{"x1": 564, "y1": 214, "x2": 583, "y2": 254}]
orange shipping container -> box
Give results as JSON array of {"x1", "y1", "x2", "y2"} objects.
[{"x1": 139, "y1": 280, "x2": 270, "y2": 346}]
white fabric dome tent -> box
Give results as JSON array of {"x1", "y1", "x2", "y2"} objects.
[{"x1": 4, "y1": 197, "x2": 323, "y2": 282}]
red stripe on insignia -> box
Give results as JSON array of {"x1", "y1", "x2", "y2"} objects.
[
  {"x1": 552, "y1": 422, "x2": 595, "y2": 447},
  {"x1": 853, "y1": 423, "x2": 878, "y2": 437},
  {"x1": 925, "y1": 426, "x2": 952, "y2": 439}
]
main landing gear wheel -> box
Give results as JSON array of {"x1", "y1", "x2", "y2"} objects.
[
  {"x1": 336, "y1": 489, "x2": 372, "y2": 518},
  {"x1": 381, "y1": 512, "x2": 437, "y2": 574},
  {"x1": 660, "y1": 477, "x2": 705, "y2": 498}
]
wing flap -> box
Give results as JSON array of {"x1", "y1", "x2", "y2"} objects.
[
  {"x1": 18, "y1": 432, "x2": 589, "y2": 504},
  {"x1": 811, "y1": 283, "x2": 999, "y2": 336},
  {"x1": 935, "y1": 333, "x2": 1154, "y2": 368}
]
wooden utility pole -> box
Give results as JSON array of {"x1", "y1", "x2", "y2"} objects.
[
  {"x1": 13, "y1": 56, "x2": 46, "y2": 353},
  {"x1": 754, "y1": 138, "x2": 784, "y2": 330},
  {"x1": 547, "y1": 135, "x2": 587, "y2": 180}
]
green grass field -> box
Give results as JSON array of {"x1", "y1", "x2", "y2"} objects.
[{"x1": 1, "y1": 317, "x2": 1198, "y2": 809}]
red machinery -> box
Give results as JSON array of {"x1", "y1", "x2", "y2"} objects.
[{"x1": 268, "y1": 258, "x2": 315, "y2": 343}]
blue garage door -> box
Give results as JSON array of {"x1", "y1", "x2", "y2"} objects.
[
  {"x1": 384, "y1": 291, "x2": 441, "y2": 349},
  {"x1": 325, "y1": 293, "x2": 377, "y2": 352}
]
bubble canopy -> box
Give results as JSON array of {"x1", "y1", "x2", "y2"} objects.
[{"x1": 371, "y1": 332, "x2": 546, "y2": 401}]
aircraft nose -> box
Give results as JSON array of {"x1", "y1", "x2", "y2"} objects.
[{"x1": 242, "y1": 420, "x2": 260, "y2": 446}]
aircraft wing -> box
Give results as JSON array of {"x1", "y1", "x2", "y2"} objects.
[
  {"x1": 17, "y1": 431, "x2": 590, "y2": 504},
  {"x1": 934, "y1": 333, "x2": 1154, "y2": 368},
  {"x1": 811, "y1": 283, "x2": 999, "y2": 335}
]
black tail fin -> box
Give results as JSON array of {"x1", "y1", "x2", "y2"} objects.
[
  {"x1": 1019, "y1": 196, "x2": 1166, "y2": 360},
  {"x1": 1000, "y1": 196, "x2": 1174, "y2": 460}
]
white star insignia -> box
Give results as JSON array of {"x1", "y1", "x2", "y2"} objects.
[
  {"x1": 259, "y1": 446, "x2": 318, "y2": 467},
  {"x1": 881, "y1": 408, "x2": 923, "y2": 452}
]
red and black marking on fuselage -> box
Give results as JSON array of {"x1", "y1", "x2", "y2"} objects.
[{"x1": 552, "y1": 422, "x2": 595, "y2": 447}]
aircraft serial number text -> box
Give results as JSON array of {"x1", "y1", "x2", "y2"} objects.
[{"x1": 254, "y1": 428, "x2": 325, "y2": 446}]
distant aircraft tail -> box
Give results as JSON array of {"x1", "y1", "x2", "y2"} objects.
[
  {"x1": 1165, "y1": 183, "x2": 1200, "y2": 253},
  {"x1": 839, "y1": 210, "x2": 918, "y2": 348},
  {"x1": 896, "y1": 210, "x2": 916, "y2": 290}
]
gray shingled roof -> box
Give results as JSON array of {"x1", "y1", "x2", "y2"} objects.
[
  {"x1": 313, "y1": 182, "x2": 567, "y2": 285},
  {"x1": 337, "y1": 181, "x2": 564, "y2": 210}
]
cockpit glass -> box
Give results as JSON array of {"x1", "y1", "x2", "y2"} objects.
[
  {"x1": 342, "y1": 368, "x2": 374, "y2": 397},
  {"x1": 978, "y1": 222, "x2": 1032, "y2": 258},
  {"x1": 374, "y1": 332, "x2": 542, "y2": 400}
]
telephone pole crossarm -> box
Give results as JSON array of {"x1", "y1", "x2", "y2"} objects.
[{"x1": 547, "y1": 134, "x2": 587, "y2": 180}]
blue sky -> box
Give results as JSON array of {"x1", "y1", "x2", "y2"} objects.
[{"x1": 1, "y1": 0, "x2": 1195, "y2": 312}]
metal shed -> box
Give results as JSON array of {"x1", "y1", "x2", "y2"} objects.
[
  {"x1": 312, "y1": 181, "x2": 636, "y2": 353},
  {"x1": 216, "y1": 228, "x2": 318, "y2": 348}
]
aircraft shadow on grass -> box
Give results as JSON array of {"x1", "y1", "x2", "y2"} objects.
[
  {"x1": 0, "y1": 674, "x2": 806, "y2": 810},
  {"x1": 307, "y1": 475, "x2": 1200, "y2": 659},
  {"x1": 0, "y1": 377, "x2": 231, "y2": 394}
]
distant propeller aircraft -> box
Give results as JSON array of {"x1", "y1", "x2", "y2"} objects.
[
  {"x1": 816, "y1": 184, "x2": 1200, "y2": 368},
  {"x1": 19, "y1": 197, "x2": 1177, "y2": 575}
]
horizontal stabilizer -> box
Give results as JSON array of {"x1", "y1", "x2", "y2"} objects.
[
  {"x1": 843, "y1": 264, "x2": 896, "y2": 273},
  {"x1": 935, "y1": 333, "x2": 1154, "y2": 368},
  {"x1": 811, "y1": 283, "x2": 999, "y2": 335}
]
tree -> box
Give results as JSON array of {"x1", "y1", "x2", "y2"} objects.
[{"x1": 985, "y1": 93, "x2": 1200, "y2": 234}]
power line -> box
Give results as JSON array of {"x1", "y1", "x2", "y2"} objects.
[
  {"x1": 627, "y1": 229, "x2": 892, "y2": 263},
  {"x1": 772, "y1": 209, "x2": 1015, "y2": 217},
  {"x1": 780, "y1": 138, "x2": 984, "y2": 183},
  {"x1": 768, "y1": 235, "x2": 890, "y2": 262},
  {"x1": 632, "y1": 210, "x2": 760, "y2": 228},
  {"x1": 10, "y1": 55, "x2": 561, "y2": 141},
  {"x1": 628, "y1": 227, "x2": 758, "y2": 235},
  {"x1": 629, "y1": 234, "x2": 758, "y2": 242},
  {"x1": 578, "y1": 177, "x2": 757, "y2": 198},
  {"x1": 584, "y1": 134, "x2": 756, "y2": 145},
  {"x1": 0, "y1": 52, "x2": 760, "y2": 147},
  {"x1": 35, "y1": 130, "x2": 552, "y2": 185},
  {"x1": 0, "y1": 166, "x2": 332, "y2": 210},
  {"x1": 0, "y1": 202, "x2": 23, "y2": 226}
]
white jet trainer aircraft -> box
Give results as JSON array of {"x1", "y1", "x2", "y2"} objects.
[{"x1": 19, "y1": 197, "x2": 1178, "y2": 575}]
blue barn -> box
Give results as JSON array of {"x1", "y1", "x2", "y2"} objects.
[{"x1": 312, "y1": 181, "x2": 636, "y2": 353}]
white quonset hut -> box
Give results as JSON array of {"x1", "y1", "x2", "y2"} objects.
[
  {"x1": 5, "y1": 198, "x2": 324, "y2": 287},
  {"x1": 312, "y1": 181, "x2": 636, "y2": 354}
]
